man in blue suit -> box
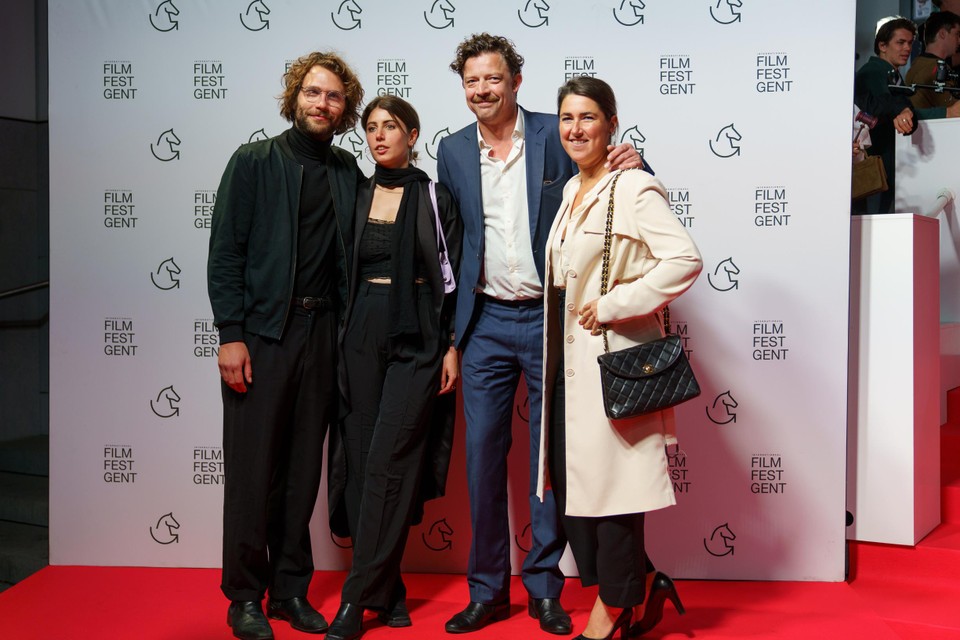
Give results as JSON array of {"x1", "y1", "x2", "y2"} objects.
[{"x1": 437, "y1": 33, "x2": 641, "y2": 635}]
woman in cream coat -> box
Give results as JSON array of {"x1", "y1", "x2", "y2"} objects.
[{"x1": 536, "y1": 77, "x2": 701, "y2": 640}]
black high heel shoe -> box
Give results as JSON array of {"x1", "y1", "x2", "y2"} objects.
[
  {"x1": 629, "y1": 572, "x2": 685, "y2": 637},
  {"x1": 574, "y1": 607, "x2": 632, "y2": 640}
]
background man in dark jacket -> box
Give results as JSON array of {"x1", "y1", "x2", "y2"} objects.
[
  {"x1": 207, "y1": 51, "x2": 364, "y2": 640},
  {"x1": 906, "y1": 11, "x2": 960, "y2": 109}
]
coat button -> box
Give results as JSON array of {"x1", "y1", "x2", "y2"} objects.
[
  {"x1": 566, "y1": 335, "x2": 574, "y2": 343},
  {"x1": 566, "y1": 303, "x2": 575, "y2": 312},
  {"x1": 565, "y1": 368, "x2": 575, "y2": 377},
  {"x1": 569, "y1": 270, "x2": 577, "y2": 278}
]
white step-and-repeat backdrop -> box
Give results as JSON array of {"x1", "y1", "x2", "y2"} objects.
[{"x1": 50, "y1": 0, "x2": 855, "y2": 581}]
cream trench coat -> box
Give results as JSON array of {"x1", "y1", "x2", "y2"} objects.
[{"x1": 535, "y1": 169, "x2": 702, "y2": 518}]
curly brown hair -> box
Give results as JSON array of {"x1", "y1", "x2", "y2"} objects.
[
  {"x1": 449, "y1": 33, "x2": 524, "y2": 78},
  {"x1": 278, "y1": 51, "x2": 364, "y2": 134}
]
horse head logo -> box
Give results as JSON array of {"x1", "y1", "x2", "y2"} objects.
[
  {"x1": 706, "y1": 391, "x2": 738, "y2": 425},
  {"x1": 247, "y1": 128, "x2": 268, "y2": 144},
  {"x1": 426, "y1": 127, "x2": 452, "y2": 160},
  {"x1": 422, "y1": 518, "x2": 455, "y2": 551},
  {"x1": 709, "y1": 0, "x2": 742, "y2": 25},
  {"x1": 151, "y1": 257, "x2": 182, "y2": 290},
  {"x1": 709, "y1": 123, "x2": 742, "y2": 158},
  {"x1": 620, "y1": 126, "x2": 646, "y2": 155},
  {"x1": 424, "y1": 0, "x2": 456, "y2": 29},
  {"x1": 707, "y1": 257, "x2": 740, "y2": 292},
  {"x1": 338, "y1": 130, "x2": 365, "y2": 159},
  {"x1": 514, "y1": 522, "x2": 532, "y2": 552},
  {"x1": 149, "y1": 0, "x2": 180, "y2": 32},
  {"x1": 150, "y1": 385, "x2": 181, "y2": 418},
  {"x1": 240, "y1": 0, "x2": 270, "y2": 31},
  {"x1": 704, "y1": 523, "x2": 736, "y2": 556},
  {"x1": 518, "y1": 0, "x2": 550, "y2": 28},
  {"x1": 613, "y1": 0, "x2": 645, "y2": 26},
  {"x1": 150, "y1": 512, "x2": 181, "y2": 544},
  {"x1": 331, "y1": 0, "x2": 362, "y2": 30},
  {"x1": 150, "y1": 128, "x2": 181, "y2": 162}
]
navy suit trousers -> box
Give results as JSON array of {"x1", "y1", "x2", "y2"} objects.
[{"x1": 460, "y1": 296, "x2": 566, "y2": 603}]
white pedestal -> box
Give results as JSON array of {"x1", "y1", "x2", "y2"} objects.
[
  {"x1": 847, "y1": 214, "x2": 940, "y2": 545},
  {"x1": 896, "y1": 120, "x2": 960, "y2": 323}
]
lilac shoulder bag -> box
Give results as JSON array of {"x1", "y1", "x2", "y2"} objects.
[{"x1": 428, "y1": 181, "x2": 456, "y2": 294}]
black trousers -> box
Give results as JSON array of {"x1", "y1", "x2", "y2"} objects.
[
  {"x1": 548, "y1": 290, "x2": 653, "y2": 609},
  {"x1": 340, "y1": 282, "x2": 444, "y2": 609},
  {"x1": 220, "y1": 305, "x2": 337, "y2": 602}
]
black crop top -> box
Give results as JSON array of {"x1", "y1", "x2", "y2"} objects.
[{"x1": 357, "y1": 219, "x2": 429, "y2": 281}]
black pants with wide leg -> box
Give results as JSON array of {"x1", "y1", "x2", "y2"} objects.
[
  {"x1": 220, "y1": 305, "x2": 338, "y2": 603},
  {"x1": 548, "y1": 290, "x2": 654, "y2": 609},
  {"x1": 340, "y1": 282, "x2": 444, "y2": 610}
]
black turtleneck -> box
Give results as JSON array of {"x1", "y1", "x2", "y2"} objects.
[{"x1": 287, "y1": 124, "x2": 337, "y2": 298}]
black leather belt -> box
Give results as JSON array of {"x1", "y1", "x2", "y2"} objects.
[
  {"x1": 292, "y1": 296, "x2": 333, "y2": 310},
  {"x1": 480, "y1": 293, "x2": 542, "y2": 308}
]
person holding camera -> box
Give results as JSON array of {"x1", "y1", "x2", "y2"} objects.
[
  {"x1": 854, "y1": 17, "x2": 957, "y2": 212},
  {"x1": 906, "y1": 11, "x2": 960, "y2": 111}
]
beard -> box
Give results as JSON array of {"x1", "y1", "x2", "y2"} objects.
[{"x1": 295, "y1": 104, "x2": 340, "y2": 141}]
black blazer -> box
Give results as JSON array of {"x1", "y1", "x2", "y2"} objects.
[{"x1": 327, "y1": 176, "x2": 463, "y2": 538}]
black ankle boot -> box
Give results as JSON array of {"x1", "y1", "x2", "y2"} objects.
[
  {"x1": 327, "y1": 602, "x2": 364, "y2": 640},
  {"x1": 227, "y1": 601, "x2": 274, "y2": 640}
]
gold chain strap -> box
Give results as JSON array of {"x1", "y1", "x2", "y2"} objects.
[
  {"x1": 599, "y1": 171, "x2": 623, "y2": 354},
  {"x1": 598, "y1": 169, "x2": 669, "y2": 354}
]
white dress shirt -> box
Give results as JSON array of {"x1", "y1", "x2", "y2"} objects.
[{"x1": 477, "y1": 111, "x2": 543, "y2": 300}]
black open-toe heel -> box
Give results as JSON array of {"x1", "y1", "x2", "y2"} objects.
[
  {"x1": 574, "y1": 607, "x2": 632, "y2": 640},
  {"x1": 629, "y1": 572, "x2": 685, "y2": 637}
]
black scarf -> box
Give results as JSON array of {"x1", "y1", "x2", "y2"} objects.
[{"x1": 375, "y1": 164, "x2": 430, "y2": 337}]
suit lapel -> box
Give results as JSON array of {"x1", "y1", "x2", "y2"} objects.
[
  {"x1": 353, "y1": 181, "x2": 373, "y2": 275},
  {"x1": 460, "y1": 125, "x2": 485, "y2": 237},
  {"x1": 523, "y1": 108, "x2": 546, "y2": 241}
]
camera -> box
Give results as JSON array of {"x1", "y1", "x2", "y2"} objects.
[{"x1": 935, "y1": 58, "x2": 959, "y2": 85}]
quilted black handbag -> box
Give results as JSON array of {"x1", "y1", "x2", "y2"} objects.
[{"x1": 596, "y1": 171, "x2": 701, "y2": 420}]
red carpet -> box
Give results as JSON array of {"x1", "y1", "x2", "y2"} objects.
[
  {"x1": 0, "y1": 567, "x2": 913, "y2": 639},
  {"x1": 6, "y1": 414, "x2": 960, "y2": 638}
]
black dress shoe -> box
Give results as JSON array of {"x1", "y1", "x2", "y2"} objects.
[
  {"x1": 327, "y1": 602, "x2": 365, "y2": 640},
  {"x1": 266, "y1": 596, "x2": 328, "y2": 634},
  {"x1": 444, "y1": 601, "x2": 510, "y2": 633},
  {"x1": 227, "y1": 601, "x2": 274, "y2": 640},
  {"x1": 628, "y1": 572, "x2": 685, "y2": 637},
  {"x1": 376, "y1": 599, "x2": 412, "y2": 627},
  {"x1": 528, "y1": 597, "x2": 573, "y2": 635}
]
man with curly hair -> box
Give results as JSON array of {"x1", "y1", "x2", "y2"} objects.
[
  {"x1": 438, "y1": 33, "x2": 642, "y2": 636},
  {"x1": 207, "y1": 51, "x2": 364, "y2": 640}
]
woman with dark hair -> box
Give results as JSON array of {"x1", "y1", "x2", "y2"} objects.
[
  {"x1": 537, "y1": 76, "x2": 701, "y2": 640},
  {"x1": 325, "y1": 95, "x2": 462, "y2": 640}
]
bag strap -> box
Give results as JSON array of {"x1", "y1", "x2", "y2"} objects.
[
  {"x1": 428, "y1": 181, "x2": 448, "y2": 256},
  {"x1": 599, "y1": 170, "x2": 669, "y2": 354},
  {"x1": 599, "y1": 171, "x2": 623, "y2": 354}
]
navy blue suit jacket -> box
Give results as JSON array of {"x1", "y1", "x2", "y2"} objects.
[{"x1": 437, "y1": 107, "x2": 577, "y2": 349}]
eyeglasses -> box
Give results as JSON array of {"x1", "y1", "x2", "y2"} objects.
[{"x1": 300, "y1": 87, "x2": 346, "y2": 107}]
